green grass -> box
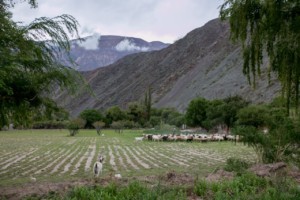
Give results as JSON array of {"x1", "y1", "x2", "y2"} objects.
[
  {"x1": 23, "y1": 173, "x2": 300, "y2": 200},
  {"x1": 0, "y1": 129, "x2": 256, "y2": 187}
]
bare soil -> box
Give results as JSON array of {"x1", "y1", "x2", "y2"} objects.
[{"x1": 0, "y1": 172, "x2": 195, "y2": 200}]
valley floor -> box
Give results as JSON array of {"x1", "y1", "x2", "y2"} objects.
[{"x1": 0, "y1": 129, "x2": 256, "y2": 199}]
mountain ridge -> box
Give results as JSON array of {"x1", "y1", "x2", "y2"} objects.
[
  {"x1": 65, "y1": 35, "x2": 169, "y2": 71},
  {"x1": 53, "y1": 18, "x2": 280, "y2": 117}
]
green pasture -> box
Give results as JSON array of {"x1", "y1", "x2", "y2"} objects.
[{"x1": 0, "y1": 129, "x2": 256, "y2": 187}]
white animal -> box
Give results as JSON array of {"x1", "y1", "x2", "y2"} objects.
[
  {"x1": 93, "y1": 156, "x2": 104, "y2": 177},
  {"x1": 152, "y1": 135, "x2": 162, "y2": 141},
  {"x1": 114, "y1": 173, "x2": 122, "y2": 179},
  {"x1": 30, "y1": 176, "x2": 36, "y2": 182},
  {"x1": 135, "y1": 137, "x2": 143, "y2": 142}
]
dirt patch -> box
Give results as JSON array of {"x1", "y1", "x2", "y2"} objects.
[
  {"x1": 248, "y1": 162, "x2": 287, "y2": 177},
  {"x1": 205, "y1": 169, "x2": 234, "y2": 182},
  {"x1": 0, "y1": 177, "x2": 120, "y2": 200},
  {"x1": 135, "y1": 171, "x2": 196, "y2": 187},
  {"x1": 288, "y1": 169, "x2": 300, "y2": 184},
  {"x1": 0, "y1": 180, "x2": 88, "y2": 200},
  {"x1": 248, "y1": 162, "x2": 300, "y2": 184}
]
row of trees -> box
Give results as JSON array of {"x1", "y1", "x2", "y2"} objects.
[{"x1": 77, "y1": 103, "x2": 184, "y2": 130}]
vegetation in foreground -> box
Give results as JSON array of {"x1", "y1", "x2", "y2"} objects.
[{"x1": 23, "y1": 169, "x2": 300, "y2": 200}]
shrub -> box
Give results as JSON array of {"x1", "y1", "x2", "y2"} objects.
[
  {"x1": 194, "y1": 173, "x2": 300, "y2": 199},
  {"x1": 235, "y1": 106, "x2": 300, "y2": 163},
  {"x1": 224, "y1": 158, "x2": 249, "y2": 175},
  {"x1": 92, "y1": 121, "x2": 105, "y2": 135},
  {"x1": 194, "y1": 180, "x2": 208, "y2": 197},
  {"x1": 67, "y1": 118, "x2": 86, "y2": 136},
  {"x1": 111, "y1": 121, "x2": 124, "y2": 133}
]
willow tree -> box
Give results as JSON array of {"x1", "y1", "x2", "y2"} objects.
[
  {"x1": 0, "y1": 0, "x2": 81, "y2": 127},
  {"x1": 220, "y1": 0, "x2": 300, "y2": 114}
]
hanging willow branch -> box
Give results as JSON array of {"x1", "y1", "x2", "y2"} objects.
[
  {"x1": 0, "y1": 0, "x2": 83, "y2": 127},
  {"x1": 220, "y1": 0, "x2": 300, "y2": 115}
]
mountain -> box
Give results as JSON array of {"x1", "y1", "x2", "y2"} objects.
[
  {"x1": 53, "y1": 19, "x2": 280, "y2": 117},
  {"x1": 65, "y1": 35, "x2": 169, "y2": 71}
]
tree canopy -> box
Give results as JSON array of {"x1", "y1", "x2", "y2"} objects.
[
  {"x1": 220, "y1": 0, "x2": 300, "y2": 114},
  {"x1": 79, "y1": 109, "x2": 103, "y2": 128},
  {"x1": 0, "y1": 0, "x2": 81, "y2": 127}
]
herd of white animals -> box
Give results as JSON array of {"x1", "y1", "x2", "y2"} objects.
[{"x1": 136, "y1": 130, "x2": 239, "y2": 143}]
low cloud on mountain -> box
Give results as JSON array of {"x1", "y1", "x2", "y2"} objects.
[
  {"x1": 115, "y1": 38, "x2": 149, "y2": 52},
  {"x1": 78, "y1": 33, "x2": 101, "y2": 50}
]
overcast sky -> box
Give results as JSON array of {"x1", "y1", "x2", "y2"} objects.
[{"x1": 11, "y1": 0, "x2": 224, "y2": 43}]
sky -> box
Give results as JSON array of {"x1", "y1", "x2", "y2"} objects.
[{"x1": 11, "y1": 0, "x2": 224, "y2": 43}]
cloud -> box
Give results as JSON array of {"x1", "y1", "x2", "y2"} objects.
[
  {"x1": 115, "y1": 39, "x2": 149, "y2": 52},
  {"x1": 10, "y1": 0, "x2": 223, "y2": 43},
  {"x1": 77, "y1": 33, "x2": 101, "y2": 50}
]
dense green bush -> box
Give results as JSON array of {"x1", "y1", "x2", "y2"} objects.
[
  {"x1": 32, "y1": 120, "x2": 68, "y2": 129},
  {"x1": 224, "y1": 158, "x2": 249, "y2": 175},
  {"x1": 79, "y1": 109, "x2": 103, "y2": 129},
  {"x1": 194, "y1": 173, "x2": 300, "y2": 199},
  {"x1": 235, "y1": 105, "x2": 300, "y2": 163}
]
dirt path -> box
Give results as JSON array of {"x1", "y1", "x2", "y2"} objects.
[
  {"x1": 108, "y1": 145, "x2": 118, "y2": 171},
  {"x1": 51, "y1": 146, "x2": 81, "y2": 174},
  {"x1": 0, "y1": 148, "x2": 37, "y2": 170},
  {"x1": 61, "y1": 147, "x2": 85, "y2": 174},
  {"x1": 84, "y1": 142, "x2": 97, "y2": 172},
  {"x1": 124, "y1": 146, "x2": 150, "y2": 169},
  {"x1": 118, "y1": 146, "x2": 139, "y2": 170}
]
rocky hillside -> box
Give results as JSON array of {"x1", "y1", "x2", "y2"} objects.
[
  {"x1": 53, "y1": 19, "x2": 280, "y2": 117},
  {"x1": 65, "y1": 35, "x2": 169, "y2": 71}
]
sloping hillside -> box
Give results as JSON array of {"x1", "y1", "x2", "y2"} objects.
[{"x1": 53, "y1": 19, "x2": 280, "y2": 117}]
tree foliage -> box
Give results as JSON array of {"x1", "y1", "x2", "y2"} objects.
[
  {"x1": 67, "y1": 118, "x2": 86, "y2": 136},
  {"x1": 92, "y1": 121, "x2": 105, "y2": 135},
  {"x1": 79, "y1": 109, "x2": 103, "y2": 128},
  {"x1": 235, "y1": 104, "x2": 300, "y2": 163},
  {"x1": 0, "y1": 0, "x2": 81, "y2": 127},
  {"x1": 105, "y1": 106, "x2": 127, "y2": 125},
  {"x1": 186, "y1": 96, "x2": 247, "y2": 130},
  {"x1": 220, "y1": 0, "x2": 300, "y2": 114},
  {"x1": 185, "y1": 97, "x2": 209, "y2": 127},
  {"x1": 144, "y1": 87, "x2": 152, "y2": 121}
]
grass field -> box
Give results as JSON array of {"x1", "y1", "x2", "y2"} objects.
[{"x1": 0, "y1": 129, "x2": 256, "y2": 187}]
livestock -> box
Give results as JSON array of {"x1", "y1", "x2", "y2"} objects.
[
  {"x1": 93, "y1": 155, "x2": 104, "y2": 177},
  {"x1": 115, "y1": 173, "x2": 122, "y2": 179},
  {"x1": 162, "y1": 135, "x2": 169, "y2": 141},
  {"x1": 167, "y1": 134, "x2": 176, "y2": 141},
  {"x1": 212, "y1": 134, "x2": 224, "y2": 141},
  {"x1": 186, "y1": 135, "x2": 193, "y2": 142},
  {"x1": 143, "y1": 134, "x2": 153, "y2": 141},
  {"x1": 226, "y1": 135, "x2": 235, "y2": 141},
  {"x1": 152, "y1": 135, "x2": 162, "y2": 141},
  {"x1": 30, "y1": 176, "x2": 36, "y2": 182},
  {"x1": 135, "y1": 137, "x2": 143, "y2": 142}
]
